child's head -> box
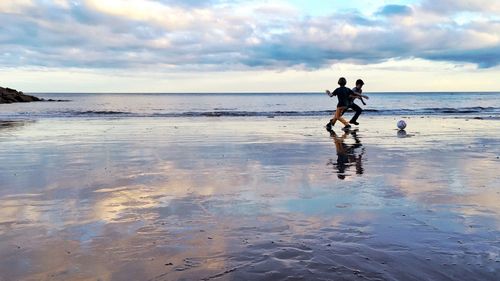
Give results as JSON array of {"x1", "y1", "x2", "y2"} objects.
[
  {"x1": 356, "y1": 79, "x2": 364, "y2": 88},
  {"x1": 338, "y1": 77, "x2": 347, "y2": 86}
]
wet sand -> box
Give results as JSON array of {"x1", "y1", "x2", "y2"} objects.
[{"x1": 0, "y1": 116, "x2": 499, "y2": 280}]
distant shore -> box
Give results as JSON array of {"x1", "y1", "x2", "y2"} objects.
[
  {"x1": 0, "y1": 86, "x2": 42, "y2": 104},
  {"x1": 0, "y1": 86, "x2": 69, "y2": 104}
]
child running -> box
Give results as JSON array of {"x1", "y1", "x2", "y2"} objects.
[
  {"x1": 325, "y1": 77, "x2": 352, "y2": 131},
  {"x1": 346, "y1": 79, "x2": 369, "y2": 125}
]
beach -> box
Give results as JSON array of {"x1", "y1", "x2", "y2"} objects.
[
  {"x1": 0, "y1": 112, "x2": 499, "y2": 280},
  {"x1": 4, "y1": 0, "x2": 500, "y2": 279}
]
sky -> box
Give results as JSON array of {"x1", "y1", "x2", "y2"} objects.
[{"x1": 1, "y1": 0, "x2": 500, "y2": 92}]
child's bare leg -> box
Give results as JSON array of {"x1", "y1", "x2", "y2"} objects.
[
  {"x1": 326, "y1": 115, "x2": 335, "y2": 130},
  {"x1": 330, "y1": 113, "x2": 337, "y2": 125},
  {"x1": 335, "y1": 107, "x2": 349, "y2": 126}
]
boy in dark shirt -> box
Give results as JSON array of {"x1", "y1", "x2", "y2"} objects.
[
  {"x1": 347, "y1": 79, "x2": 368, "y2": 125},
  {"x1": 326, "y1": 78, "x2": 369, "y2": 130},
  {"x1": 325, "y1": 77, "x2": 352, "y2": 131}
]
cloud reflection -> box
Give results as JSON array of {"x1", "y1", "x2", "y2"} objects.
[{"x1": 0, "y1": 117, "x2": 499, "y2": 280}]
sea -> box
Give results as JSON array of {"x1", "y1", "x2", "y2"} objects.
[{"x1": 1, "y1": 92, "x2": 499, "y2": 119}]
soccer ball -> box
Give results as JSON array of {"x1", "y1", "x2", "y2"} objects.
[
  {"x1": 397, "y1": 129, "x2": 407, "y2": 138},
  {"x1": 397, "y1": 120, "x2": 407, "y2": 130}
]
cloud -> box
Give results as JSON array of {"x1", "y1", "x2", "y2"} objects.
[
  {"x1": 422, "y1": 47, "x2": 500, "y2": 68},
  {"x1": 420, "y1": 0, "x2": 500, "y2": 15},
  {"x1": 376, "y1": 5, "x2": 413, "y2": 16},
  {"x1": 0, "y1": 0, "x2": 500, "y2": 71}
]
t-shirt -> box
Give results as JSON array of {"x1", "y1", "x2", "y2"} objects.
[
  {"x1": 350, "y1": 87, "x2": 362, "y2": 102},
  {"x1": 333, "y1": 86, "x2": 353, "y2": 107}
]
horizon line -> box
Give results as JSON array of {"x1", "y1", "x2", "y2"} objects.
[{"x1": 29, "y1": 91, "x2": 500, "y2": 94}]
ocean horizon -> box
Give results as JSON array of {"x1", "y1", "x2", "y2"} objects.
[{"x1": 2, "y1": 92, "x2": 499, "y2": 119}]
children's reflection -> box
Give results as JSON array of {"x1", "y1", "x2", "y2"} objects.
[{"x1": 327, "y1": 129, "x2": 365, "y2": 179}]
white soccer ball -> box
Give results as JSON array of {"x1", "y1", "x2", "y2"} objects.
[{"x1": 397, "y1": 120, "x2": 407, "y2": 130}]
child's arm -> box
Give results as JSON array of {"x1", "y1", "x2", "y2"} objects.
[
  {"x1": 350, "y1": 92, "x2": 369, "y2": 100},
  {"x1": 351, "y1": 88, "x2": 369, "y2": 100},
  {"x1": 359, "y1": 96, "x2": 367, "y2": 105},
  {"x1": 326, "y1": 90, "x2": 335, "y2": 97},
  {"x1": 350, "y1": 90, "x2": 369, "y2": 105},
  {"x1": 359, "y1": 94, "x2": 370, "y2": 100}
]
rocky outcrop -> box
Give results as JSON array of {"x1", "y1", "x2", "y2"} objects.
[{"x1": 0, "y1": 87, "x2": 42, "y2": 104}]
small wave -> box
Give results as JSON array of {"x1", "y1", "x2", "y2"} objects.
[
  {"x1": 362, "y1": 107, "x2": 498, "y2": 115},
  {"x1": 420, "y1": 107, "x2": 496, "y2": 114},
  {"x1": 153, "y1": 110, "x2": 337, "y2": 117},
  {"x1": 213, "y1": 108, "x2": 237, "y2": 111},
  {"x1": 3, "y1": 107, "x2": 498, "y2": 119},
  {"x1": 50, "y1": 110, "x2": 134, "y2": 117},
  {"x1": 75, "y1": 110, "x2": 132, "y2": 115},
  {"x1": 65, "y1": 107, "x2": 497, "y2": 117}
]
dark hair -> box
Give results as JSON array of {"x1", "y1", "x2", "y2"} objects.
[
  {"x1": 338, "y1": 77, "x2": 347, "y2": 86},
  {"x1": 356, "y1": 79, "x2": 364, "y2": 85}
]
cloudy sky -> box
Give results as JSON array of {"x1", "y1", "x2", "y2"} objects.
[{"x1": 1, "y1": 0, "x2": 500, "y2": 92}]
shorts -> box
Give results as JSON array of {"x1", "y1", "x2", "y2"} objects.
[{"x1": 337, "y1": 101, "x2": 348, "y2": 108}]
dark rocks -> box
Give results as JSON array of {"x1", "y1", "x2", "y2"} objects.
[
  {"x1": 0, "y1": 86, "x2": 41, "y2": 104},
  {"x1": 44, "y1": 98, "x2": 68, "y2": 102}
]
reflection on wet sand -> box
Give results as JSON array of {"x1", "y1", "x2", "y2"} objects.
[
  {"x1": 0, "y1": 117, "x2": 499, "y2": 280},
  {"x1": 327, "y1": 129, "x2": 365, "y2": 179},
  {"x1": 397, "y1": 129, "x2": 407, "y2": 138},
  {"x1": 0, "y1": 120, "x2": 31, "y2": 132}
]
